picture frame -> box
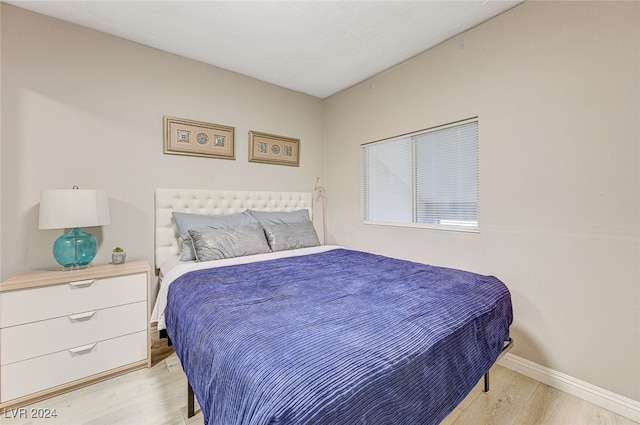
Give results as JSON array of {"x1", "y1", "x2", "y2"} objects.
[
  {"x1": 248, "y1": 131, "x2": 300, "y2": 167},
  {"x1": 164, "y1": 116, "x2": 235, "y2": 160}
]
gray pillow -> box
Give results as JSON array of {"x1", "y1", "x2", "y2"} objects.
[
  {"x1": 248, "y1": 209, "x2": 310, "y2": 225},
  {"x1": 263, "y1": 221, "x2": 320, "y2": 252},
  {"x1": 188, "y1": 223, "x2": 272, "y2": 262},
  {"x1": 173, "y1": 210, "x2": 257, "y2": 260}
]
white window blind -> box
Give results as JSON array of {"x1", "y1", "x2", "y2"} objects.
[
  {"x1": 362, "y1": 119, "x2": 479, "y2": 230},
  {"x1": 362, "y1": 138, "x2": 413, "y2": 222}
]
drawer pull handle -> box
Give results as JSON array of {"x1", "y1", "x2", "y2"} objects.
[
  {"x1": 68, "y1": 279, "x2": 95, "y2": 288},
  {"x1": 68, "y1": 311, "x2": 96, "y2": 321},
  {"x1": 69, "y1": 343, "x2": 97, "y2": 355}
]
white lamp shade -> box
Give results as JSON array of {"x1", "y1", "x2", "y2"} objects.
[{"x1": 39, "y1": 189, "x2": 110, "y2": 229}]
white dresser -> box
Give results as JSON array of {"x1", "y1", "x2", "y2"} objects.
[{"x1": 0, "y1": 260, "x2": 151, "y2": 409}]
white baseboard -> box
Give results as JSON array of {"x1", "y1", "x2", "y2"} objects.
[{"x1": 498, "y1": 353, "x2": 640, "y2": 423}]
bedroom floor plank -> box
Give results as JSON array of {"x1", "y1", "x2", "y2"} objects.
[
  {"x1": 512, "y1": 383, "x2": 586, "y2": 424},
  {"x1": 576, "y1": 400, "x2": 640, "y2": 425},
  {"x1": 1, "y1": 341, "x2": 636, "y2": 425},
  {"x1": 443, "y1": 364, "x2": 540, "y2": 425}
]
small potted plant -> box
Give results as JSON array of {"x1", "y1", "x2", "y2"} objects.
[{"x1": 112, "y1": 247, "x2": 126, "y2": 264}]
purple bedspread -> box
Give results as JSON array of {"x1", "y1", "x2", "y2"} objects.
[{"x1": 166, "y1": 248, "x2": 512, "y2": 425}]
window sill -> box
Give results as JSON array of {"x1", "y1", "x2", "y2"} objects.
[{"x1": 363, "y1": 220, "x2": 480, "y2": 234}]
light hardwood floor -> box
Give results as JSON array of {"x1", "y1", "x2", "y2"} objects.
[{"x1": 2, "y1": 340, "x2": 637, "y2": 425}]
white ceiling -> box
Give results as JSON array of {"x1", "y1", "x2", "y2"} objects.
[{"x1": 5, "y1": 1, "x2": 523, "y2": 99}]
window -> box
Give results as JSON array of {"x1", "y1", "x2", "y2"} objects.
[{"x1": 362, "y1": 118, "x2": 479, "y2": 231}]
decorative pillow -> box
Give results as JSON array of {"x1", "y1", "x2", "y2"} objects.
[
  {"x1": 188, "y1": 223, "x2": 272, "y2": 262},
  {"x1": 248, "y1": 209, "x2": 310, "y2": 225},
  {"x1": 262, "y1": 221, "x2": 321, "y2": 252},
  {"x1": 173, "y1": 210, "x2": 257, "y2": 260}
]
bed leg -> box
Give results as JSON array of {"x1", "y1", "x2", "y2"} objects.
[
  {"x1": 188, "y1": 382, "x2": 195, "y2": 418},
  {"x1": 159, "y1": 329, "x2": 173, "y2": 346},
  {"x1": 483, "y1": 338, "x2": 513, "y2": 393}
]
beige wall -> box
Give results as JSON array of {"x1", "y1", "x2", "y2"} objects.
[
  {"x1": 2, "y1": 0, "x2": 639, "y2": 408},
  {"x1": 0, "y1": 4, "x2": 324, "y2": 291},
  {"x1": 324, "y1": 1, "x2": 639, "y2": 402}
]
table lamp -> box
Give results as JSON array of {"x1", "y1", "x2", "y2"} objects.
[{"x1": 39, "y1": 187, "x2": 110, "y2": 269}]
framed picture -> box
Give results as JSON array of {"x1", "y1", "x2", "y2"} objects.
[
  {"x1": 164, "y1": 116, "x2": 235, "y2": 160},
  {"x1": 248, "y1": 131, "x2": 300, "y2": 167}
]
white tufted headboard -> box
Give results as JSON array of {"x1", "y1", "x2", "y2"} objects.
[{"x1": 155, "y1": 188, "x2": 313, "y2": 271}]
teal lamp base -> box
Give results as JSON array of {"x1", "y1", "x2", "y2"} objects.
[{"x1": 52, "y1": 228, "x2": 97, "y2": 269}]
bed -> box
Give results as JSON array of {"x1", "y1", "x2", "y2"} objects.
[{"x1": 152, "y1": 188, "x2": 513, "y2": 425}]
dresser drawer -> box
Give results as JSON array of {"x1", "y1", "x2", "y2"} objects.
[
  {"x1": 1, "y1": 301, "x2": 147, "y2": 366},
  {"x1": 0, "y1": 273, "x2": 146, "y2": 328},
  {"x1": 1, "y1": 330, "x2": 147, "y2": 403}
]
